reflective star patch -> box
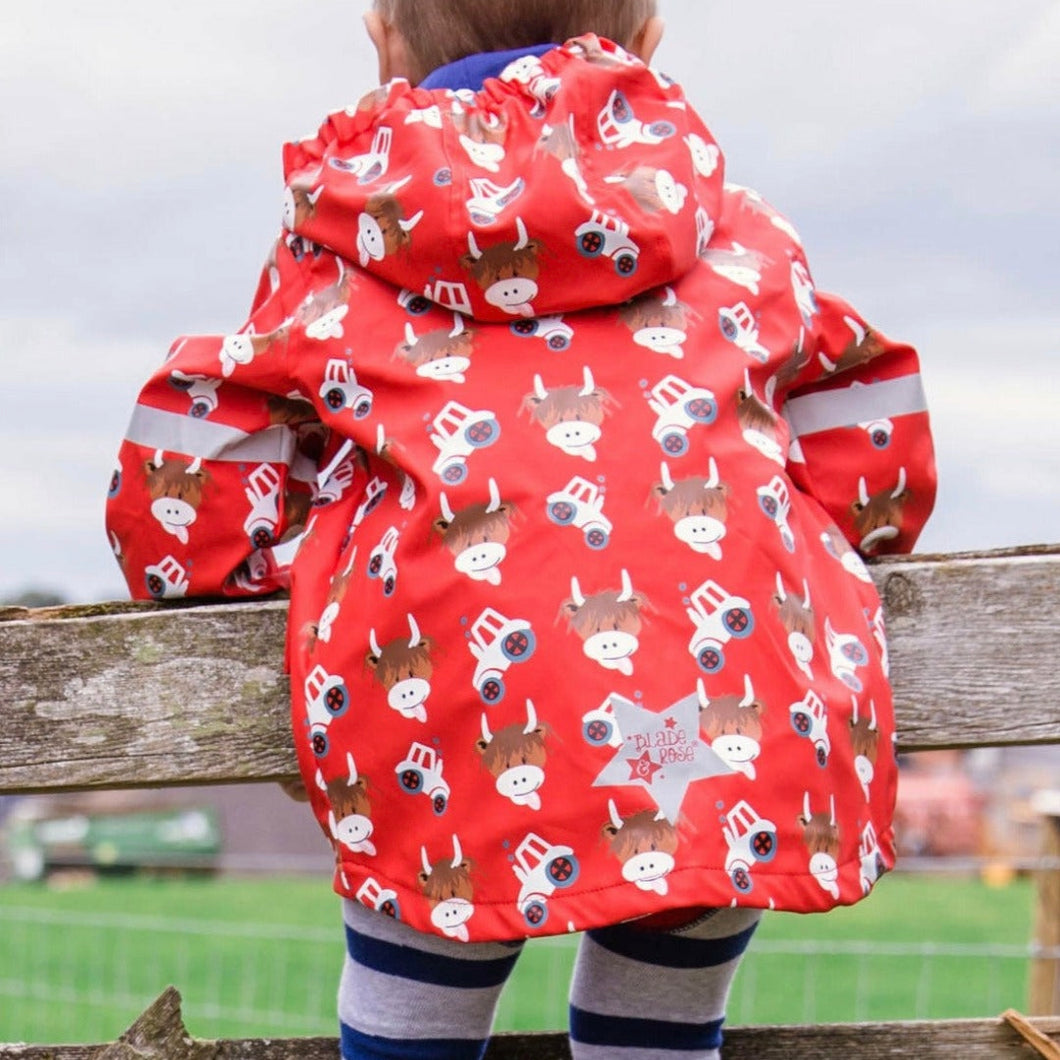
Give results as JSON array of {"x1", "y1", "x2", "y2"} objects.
[{"x1": 592, "y1": 692, "x2": 734, "y2": 822}]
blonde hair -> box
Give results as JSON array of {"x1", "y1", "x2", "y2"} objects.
[{"x1": 375, "y1": 0, "x2": 657, "y2": 81}]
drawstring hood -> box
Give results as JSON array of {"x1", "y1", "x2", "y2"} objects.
[{"x1": 282, "y1": 35, "x2": 724, "y2": 322}]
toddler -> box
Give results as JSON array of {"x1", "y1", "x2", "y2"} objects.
[{"x1": 106, "y1": 1, "x2": 937, "y2": 1056}]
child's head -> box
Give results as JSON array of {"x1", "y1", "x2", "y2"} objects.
[{"x1": 366, "y1": 0, "x2": 662, "y2": 85}]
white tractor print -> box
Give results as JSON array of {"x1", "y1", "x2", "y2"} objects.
[
  {"x1": 423, "y1": 280, "x2": 473, "y2": 315},
  {"x1": 143, "y1": 555, "x2": 189, "y2": 600},
  {"x1": 574, "y1": 210, "x2": 641, "y2": 276},
  {"x1": 169, "y1": 369, "x2": 221, "y2": 418},
  {"x1": 859, "y1": 821, "x2": 884, "y2": 895},
  {"x1": 395, "y1": 742, "x2": 450, "y2": 816},
  {"x1": 723, "y1": 800, "x2": 778, "y2": 895},
  {"x1": 596, "y1": 89, "x2": 677, "y2": 149},
  {"x1": 789, "y1": 690, "x2": 831, "y2": 768},
  {"x1": 367, "y1": 526, "x2": 400, "y2": 596},
  {"x1": 511, "y1": 832, "x2": 580, "y2": 930},
  {"x1": 467, "y1": 607, "x2": 537, "y2": 704},
  {"x1": 824, "y1": 617, "x2": 870, "y2": 693},
  {"x1": 397, "y1": 287, "x2": 433, "y2": 316},
  {"x1": 718, "y1": 302, "x2": 770, "y2": 363},
  {"x1": 466, "y1": 176, "x2": 526, "y2": 226},
  {"x1": 303, "y1": 664, "x2": 350, "y2": 758},
  {"x1": 580, "y1": 693, "x2": 627, "y2": 748},
  {"x1": 243, "y1": 463, "x2": 282, "y2": 549},
  {"x1": 329, "y1": 125, "x2": 392, "y2": 184},
  {"x1": 356, "y1": 877, "x2": 401, "y2": 920},
  {"x1": 685, "y1": 579, "x2": 755, "y2": 674},
  {"x1": 756, "y1": 475, "x2": 796, "y2": 553},
  {"x1": 319, "y1": 359, "x2": 373, "y2": 419},
  {"x1": 647, "y1": 374, "x2": 718, "y2": 457},
  {"x1": 790, "y1": 259, "x2": 819, "y2": 328},
  {"x1": 509, "y1": 315, "x2": 574, "y2": 351},
  {"x1": 429, "y1": 400, "x2": 501, "y2": 485},
  {"x1": 545, "y1": 476, "x2": 612, "y2": 550}
]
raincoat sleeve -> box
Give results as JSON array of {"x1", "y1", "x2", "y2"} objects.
[
  {"x1": 105, "y1": 236, "x2": 322, "y2": 600},
  {"x1": 780, "y1": 290, "x2": 937, "y2": 557}
]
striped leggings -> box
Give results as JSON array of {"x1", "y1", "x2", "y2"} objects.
[{"x1": 338, "y1": 899, "x2": 762, "y2": 1060}]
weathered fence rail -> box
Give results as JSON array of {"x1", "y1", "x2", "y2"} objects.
[{"x1": 2, "y1": 545, "x2": 1060, "y2": 1057}]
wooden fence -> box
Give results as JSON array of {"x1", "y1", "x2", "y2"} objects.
[{"x1": 2, "y1": 544, "x2": 1060, "y2": 1057}]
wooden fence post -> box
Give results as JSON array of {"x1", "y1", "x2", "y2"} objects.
[{"x1": 1030, "y1": 791, "x2": 1060, "y2": 1016}]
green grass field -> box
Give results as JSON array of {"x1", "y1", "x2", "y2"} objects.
[{"x1": 0, "y1": 872, "x2": 1035, "y2": 1043}]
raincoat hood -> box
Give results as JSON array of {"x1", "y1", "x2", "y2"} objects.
[{"x1": 281, "y1": 35, "x2": 724, "y2": 322}]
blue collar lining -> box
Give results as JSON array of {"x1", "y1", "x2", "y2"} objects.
[{"x1": 419, "y1": 43, "x2": 555, "y2": 92}]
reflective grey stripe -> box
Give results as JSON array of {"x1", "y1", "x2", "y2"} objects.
[
  {"x1": 126, "y1": 405, "x2": 296, "y2": 465},
  {"x1": 782, "y1": 375, "x2": 928, "y2": 437}
]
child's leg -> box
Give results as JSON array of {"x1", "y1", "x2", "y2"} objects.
[
  {"x1": 338, "y1": 899, "x2": 524, "y2": 1060},
  {"x1": 568, "y1": 906, "x2": 762, "y2": 1060}
]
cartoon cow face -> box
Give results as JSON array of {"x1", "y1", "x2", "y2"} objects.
[
  {"x1": 852, "y1": 469, "x2": 909, "y2": 554},
  {"x1": 620, "y1": 288, "x2": 689, "y2": 358},
  {"x1": 476, "y1": 701, "x2": 547, "y2": 810},
  {"x1": 799, "y1": 793, "x2": 840, "y2": 898},
  {"x1": 849, "y1": 696, "x2": 880, "y2": 800},
  {"x1": 143, "y1": 452, "x2": 207, "y2": 544},
  {"x1": 603, "y1": 800, "x2": 678, "y2": 895},
  {"x1": 772, "y1": 573, "x2": 815, "y2": 669},
  {"x1": 282, "y1": 183, "x2": 323, "y2": 230},
  {"x1": 819, "y1": 317, "x2": 885, "y2": 374},
  {"x1": 653, "y1": 458, "x2": 728, "y2": 557},
  {"x1": 324, "y1": 753, "x2": 375, "y2": 855},
  {"x1": 396, "y1": 315, "x2": 474, "y2": 383},
  {"x1": 357, "y1": 182, "x2": 424, "y2": 267},
  {"x1": 434, "y1": 478, "x2": 513, "y2": 585},
  {"x1": 419, "y1": 835, "x2": 475, "y2": 940},
  {"x1": 697, "y1": 675, "x2": 764, "y2": 779},
  {"x1": 366, "y1": 614, "x2": 433, "y2": 722},
  {"x1": 460, "y1": 217, "x2": 542, "y2": 316},
  {"x1": 299, "y1": 265, "x2": 355, "y2": 341},
  {"x1": 607, "y1": 166, "x2": 688, "y2": 215},
  {"x1": 560, "y1": 569, "x2": 646, "y2": 676},
  {"x1": 521, "y1": 366, "x2": 614, "y2": 462},
  {"x1": 685, "y1": 133, "x2": 720, "y2": 177}
]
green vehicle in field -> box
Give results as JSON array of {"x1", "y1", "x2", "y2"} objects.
[{"x1": 3, "y1": 805, "x2": 222, "y2": 881}]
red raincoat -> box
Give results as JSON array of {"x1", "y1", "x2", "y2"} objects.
[{"x1": 107, "y1": 36, "x2": 936, "y2": 942}]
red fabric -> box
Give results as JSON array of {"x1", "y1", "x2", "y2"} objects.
[{"x1": 107, "y1": 36, "x2": 936, "y2": 942}]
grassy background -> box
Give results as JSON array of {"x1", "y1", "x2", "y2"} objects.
[{"x1": 0, "y1": 872, "x2": 1036, "y2": 1042}]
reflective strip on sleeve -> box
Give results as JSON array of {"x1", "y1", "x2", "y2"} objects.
[
  {"x1": 782, "y1": 375, "x2": 928, "y2": 438},
  {"x1": 126, "y1": 405, "x2": 296, "y2": 464}
]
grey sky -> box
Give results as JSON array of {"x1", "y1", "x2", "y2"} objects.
[{"x1": 1, "y1": 1, "x2": 1057, "y2": 602}]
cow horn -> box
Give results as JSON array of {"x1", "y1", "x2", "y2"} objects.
[
  {"x1": 369, "y1": 628, "x2": 381, "y2": 657},
  {"x1": 580, "y1": 365, "x2": 595, "y2": 396},
  {"x1": 696, "y1": 677, "x2": 709, "y2": 708},
  {"x1": 608, "y1": 798, "x2": 624, "y2": 831},
  {"x1": 450, "y1": 313, "x2": 465, "y2": 338},
  {"x1": 439, "y1": 492, "x2": 455, "y2": 522},
  {"x1": 467, "y1": 231, "x2": 483, "y2": 260},
  {"x1": 869, "y1": 699, "x2": 878, "y2": 730},
  {"x1": 376, "y1": 424, "x2": 386, "y2": 452},
  {"x1": 570, "y1": 575, "x2": 585, "y2": 607},
  {"x1": 802, "y1": 579, "x2": 811, "y2": 608},
  {"x1": 421, "y1": 846, "x2": 432, "y2": 876},
  {"x1": 858, "y1": 477, "x2": 870, "y2": 507},
  {"x1": 399, "y1": 210, "x2": 424, "y2": 233},
  {"x1": 451, "y1": 833, "x2": 463, "y2": 867},
  {"x1": 533, "y1": 373, "x2": 548, "y2": 400},
  {"x1": 407, "y1": 613, "x2": 421, "y2": 647},
  {"x1": 308, "y1": 185, "x2": 324, "y2": 204},
  {"x1": 803, "y1": 791, "x2": 811, "y2": 821},
  {"x1": 617, "y1": 568, "x2": 633, "y2": 603},
  {"x1": 705, "y1": 456, "x2": 720, "y2": 489},
  {"x1": 187, "y1": 457, "x2": 203, "y2": 474},
  {"x1": 659, "y1": 461, "x2": 675, "y2": 491},
  {"x1": 524, "y1": 698, "x2": 537, "y2": 734},
  {"x1": 829, "y1": 795, "x2": 836, "y2": 826},
  {"x1": 892, "y1": 467, "x2": 907, "y2": 499},
  {"x1": 152, "y1": 449, "x2": 164, "y2": 468},
  {"x1": 346, "y1": 752, "x2": 358, "y2": 784},
  {"x1": 740, "y1": 673, "x2": 754, "y2": 708},
  {"x1": 514, "y1": 216, "x2": 529, "y2": 251},
  {"x1": 404, "y1": 322, "x2": 418, "y2": 346},
  {"x1": 843, "y1": 314, "x2": 866, "y2": 346},
  {"x1": 742, "y1": 367, "x2": 753, "y2": 396},
  {"x1": 851, "y1": 694, "x2": 860, "y2": 723},
  {"x1": 775, "y1": 572, "x2": 786, "y2": 600},
  {"x1": 662, "y1": 286, "x2": 677, "y2": 307},
  {"x1": 486, "y1": 477, "x2": 501, "y2": 513},
  {"x1": 480, "y1": 713, "x2": 492, "y2": 743}
]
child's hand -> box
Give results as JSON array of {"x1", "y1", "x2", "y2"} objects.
[{"x1": 279, "y1": 777, "x2": 310, "y2": 802}]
